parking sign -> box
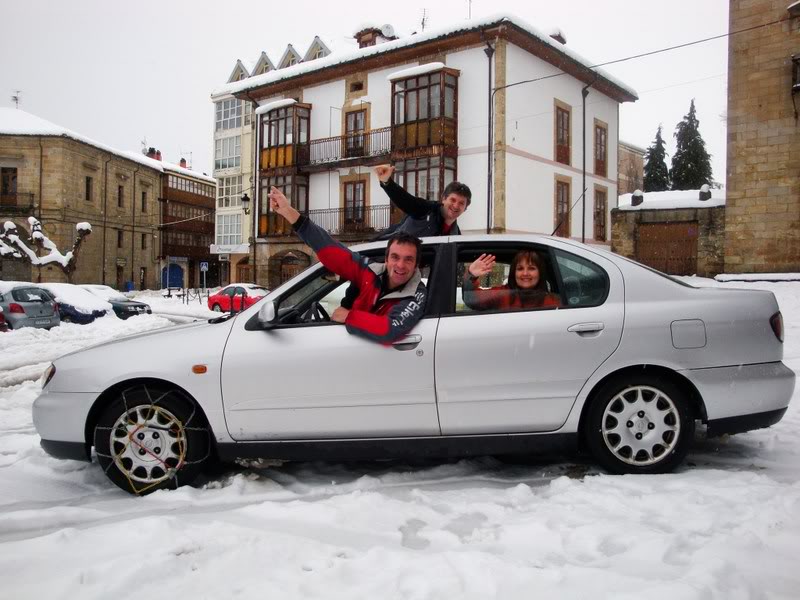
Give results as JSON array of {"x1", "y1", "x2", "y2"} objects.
[{"x1": 200, "y1": 261, "x2": 209, "y2": 272}]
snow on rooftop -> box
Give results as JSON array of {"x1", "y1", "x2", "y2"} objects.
[
  {"x1": 617, "y1": 189, "x2": 725, "y2": 211},
  {"x1": 255, "y1": 98, "x2": 297, "y2": 115},
  {"x1": 214, "y1": 13, "x2": 638, "y2": 100},
  {"x1": 388, "y1": 62, "x2": 446, "y2": 80},
  {"x1": 0, "y1": 109, "x2": 162, "y2": 172}
]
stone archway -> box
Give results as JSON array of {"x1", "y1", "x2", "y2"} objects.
[{"x1": 267, "y1": 249, "x2": 310, "y2": 290}]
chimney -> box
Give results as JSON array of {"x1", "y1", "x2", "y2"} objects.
[
  {"x1": 156, "y1": 150, "x2": 162, "y2": 161},
  {"x1": 698, "y1": 184, "x2": 711, "y2": 201},
  {"x1": 354, "y1": 26, "x2": 382, "y2": 48},
  {"x1": 549, "y1": 28, "x2": 567, "y2": 45},
  {"x1": 146, "y1": 147, "x2": 157, "y2": 159},
  {"x1": 631, "y1": 189, "x2": 644, "y2": 206},
  {"x1": 180, "y1": 158, "x2": 187, "y2": 168}
]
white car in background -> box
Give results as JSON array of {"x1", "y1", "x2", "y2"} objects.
[{"x1": 32, "y1": 234, "x2": 795, "y2": 495}]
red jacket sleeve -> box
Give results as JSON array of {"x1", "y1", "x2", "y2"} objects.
[{"x1": 345, "y1": 282, "x2": 427, "y2": 343}]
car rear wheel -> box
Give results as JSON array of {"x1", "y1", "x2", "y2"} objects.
[
  {"x1": 586, "y1": 375, "x2": 694, "y2": 474},
  {"x1": 211, "y1": 304, "x2": 222, "y2": 312},
  {"x1": 94, "y1": 384, "x2": 211, "y2": 495}
]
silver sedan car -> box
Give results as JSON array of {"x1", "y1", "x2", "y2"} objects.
[
  {"x1": 0, "y1": 284, "x2": 60, "y2": 330},
  {"x1": 33, "y1": 234, "x2": 795, "y2": 495}
]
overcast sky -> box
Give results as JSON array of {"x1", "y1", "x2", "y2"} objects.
[{"x1": 1, "y1": 0, "x2": 728, "y2": 183}]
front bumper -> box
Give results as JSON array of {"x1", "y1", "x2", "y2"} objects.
[
  {"x1": 682, "y1": 361, "x2": 795, "y2": 422},
  {"x1": 32, "y1": 389, "x2": 98, "y2": 458}
]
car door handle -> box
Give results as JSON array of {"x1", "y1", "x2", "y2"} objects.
[
  {"x1": 568, "y1": 322, "x2": 605, "y2": 334},
  {"x1": 392, "y1": 334, "x2": 422, "y2": 350}
]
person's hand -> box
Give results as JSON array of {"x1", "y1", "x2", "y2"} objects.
[
  {"x1": 268, "y1": 186, "x2": 299, "y2": 224},
  {"x1": 468, "y1": 254, "x2": 496, "y2": 278},
  {"x1": 375, "y1": 164, "x2": 395, "y2": 183},
  {"x1": 331, "y1": 307, "x2": 349, "y2": 323}
]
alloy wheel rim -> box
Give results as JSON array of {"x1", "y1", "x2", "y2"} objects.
[
  {"x1": 601, "y1": 385, "x2": 680, "y2": 467},
  {"x1": 110, "y1": 405, "x2": 186, "y2": 484}
]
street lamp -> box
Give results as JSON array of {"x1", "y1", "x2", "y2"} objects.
[{"x1": 241, "y1": 192, "x2": 251, "y2": 215}]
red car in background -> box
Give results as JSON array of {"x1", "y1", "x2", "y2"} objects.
[{"x1": 208, "y1": 284, "x2": 269, "y2": 313}]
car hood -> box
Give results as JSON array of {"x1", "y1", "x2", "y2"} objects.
[{"x1": 49, "y1": 318, "x2": 236, "y2": 393}]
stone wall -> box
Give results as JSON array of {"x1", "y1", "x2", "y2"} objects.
[
  {"x1": 725, "y1": 0, "x2": 800, "y2": 272},
  {"x1": 618, "y1": 143, "x2": 644, "y2": 195},
  {"x1": 611, "y1": 206, "x2": 726, "y2": 277},
  {"x1": 0, "y1": 135, "x2": 162, "y2": 288}
]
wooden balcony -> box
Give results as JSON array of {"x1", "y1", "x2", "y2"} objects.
[
  {"x1": 305, "y1": 128, "x2": 391, "y2": 171},
  {"x1": 259, "y1": 204, "x2": 392, "y2": 238}
]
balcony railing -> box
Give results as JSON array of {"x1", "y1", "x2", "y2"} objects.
[
  {"x1": 308, "y1": 127, "x2": 391, "y2": 165},
  {"x1": 0, "y1": 192, "x2": 35, "y2": 215},
  {"x1": 263, "y1": 204, "x2": 392, "y2": 237}
]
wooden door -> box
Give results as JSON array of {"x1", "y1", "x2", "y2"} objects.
[{"x1": 637, "y1": 222, "x2": 698, "y2": 275}]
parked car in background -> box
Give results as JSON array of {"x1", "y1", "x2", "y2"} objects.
[
  {"x1": 0, "y1": 283, "x2": 60, "y2": 330},
  {"x1": 207, "y1": 284, "x2": 269, "y2": 313},
  {"x1": 80, "y1": 285, "x2": 152, "y2": 319},
  {"x1": 32, "y1": 233, "x2": 794, "y2": 495},
  {"x1": 39, "y1": 283, "x2": 111, "y2": 325}
]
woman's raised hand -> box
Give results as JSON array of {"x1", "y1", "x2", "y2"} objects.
[{"x1": 468, "y1": 254, "x2": 496, "y2": 278}]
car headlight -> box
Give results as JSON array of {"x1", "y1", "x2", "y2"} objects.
[{"x1": 41, "y1": 363, "x2": 56, "y2": 388}]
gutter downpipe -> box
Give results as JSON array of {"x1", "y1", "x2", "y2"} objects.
[
  {"x1": 246, "y1": 91, "x2": 259, "y2": 285},
  {"x1": 37, "y1": 138, "x2": 44, "y2": 283},
  {"x1": 484, "y1": 40, "x2": 495, "y2": 235},
  {"x1": 131, "y1": 166, "x2": 139, "y2": 288},
  {"x1": 102, "y1": 156, "x2": 112, "y2": 284}
]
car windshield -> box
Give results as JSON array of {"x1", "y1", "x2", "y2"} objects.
[
  {"x1": 247, "y1": 286, "x2": 269, "y2": 297},
  {"x1": 86, "y1": 286, "x2": 128, "y2": 301}
]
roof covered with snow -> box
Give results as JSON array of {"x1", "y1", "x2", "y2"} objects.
[
  {"x1": 214, "y1": 13, "x2": 638, "y2": 101},
  {"x1": 617, "y1": 189, "x2": 725, "y2": 211},
  {"x1": 0, "y1": 108, "x2": 215, "y2": 184}
]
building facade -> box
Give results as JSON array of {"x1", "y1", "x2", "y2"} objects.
[
  {"x1": 618, "y1": 140, "x2": 645, "y2": 195},
  {"x1": 213, "y1": 16, "x2": 636, "y2": 288},
  {"x1": 725, "y1": 0, "x2": 800, "y2": 272},
  {"x1": 0, "y1": 110, "x2": 161, "y2": 289},
  {"x1": 153, "y1": 151, "x2": 218, "y2": 288}
]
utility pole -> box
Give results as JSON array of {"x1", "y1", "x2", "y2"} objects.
[
  {"x1": 420, "y1": 9, "x2": 428, "y2": 32},
  {"x1": 11, "y1": 91, "x2": 21, "y2": 109}
]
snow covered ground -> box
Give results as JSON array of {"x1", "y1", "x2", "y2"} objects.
[{"x1": 0, "y1": 280, "x2": 798, "y2": 599}]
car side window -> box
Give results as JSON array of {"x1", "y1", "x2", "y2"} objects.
[
  {"x1": 274, "y1": 248, "x2": 437, "y2": 327},
  {"x1": 552, "y1": 249, "x2": 609, "y2": 307},
  {"x1": 454, "y1": 246, "x2": 561, "y2": 315}
]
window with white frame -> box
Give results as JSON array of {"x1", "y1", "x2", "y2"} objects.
[
  {"x1": 214, "y1": 136, "x2": 241, "y2": 170},
  {"x1": 215, "y1": 99, "x2": 242, "y2": 131},
  {"x1": 244, "y1": 101, "x2": 253, "y2": 126},
  {"x1": 217, "y1": 175, "x2": 243, "y2": 208},
  {"x1": 216, "y1": 213, "x2": 242, "y2": 245}
]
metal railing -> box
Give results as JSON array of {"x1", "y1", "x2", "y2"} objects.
[
  {"x1": 307, "y1": 127, "x2": 391, "y2": 165},
  {"x1": 264, "y1": 204, "x2": 392, "y2": 237},
  {"x1": 0, "y1": 192, "x2": 35, "y2": 215}
]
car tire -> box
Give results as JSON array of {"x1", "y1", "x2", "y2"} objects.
[
  {"x1": 94, "y1": 384, "x2": 211, "y2": 495},
  {"x1": 211, "y1": 304, "x2": 222, "y2": 312},
  {"x1": 585, "y1": 374, "x2": 694, "y2": 475}
]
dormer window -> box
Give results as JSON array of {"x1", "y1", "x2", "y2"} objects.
[{"x1": 287, "y1": 57, "x2": 297, "y2": 66}]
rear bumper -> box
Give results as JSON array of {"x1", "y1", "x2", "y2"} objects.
[
  {"x1": 706, "y1": 407, "x2": 787, "y2": 437},
  {"x1": 681, "y1": 361, "x2": 795, "y2": 421}
]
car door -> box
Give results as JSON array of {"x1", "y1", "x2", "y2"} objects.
[
  {"x1": 220, "y1": 248, "x2": 442, "y2": 441},
  {"x1": 434, "y1": 241, "x2": 624, "y2": 435}
]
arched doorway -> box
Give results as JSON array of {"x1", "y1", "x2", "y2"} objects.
[{"x1": 268, "y1": 250, "x2": 310, "y2": 289}]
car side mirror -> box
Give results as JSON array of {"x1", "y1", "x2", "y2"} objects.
[{"x1": 257, "y1": 300, "x2": 277, "y2": 329}]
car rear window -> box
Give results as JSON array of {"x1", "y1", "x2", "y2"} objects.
[{"x1": 11, "y1": 288, "x2": 49, "y2": 302}]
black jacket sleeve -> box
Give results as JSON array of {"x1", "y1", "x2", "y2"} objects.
[{"x1": 380, "y1": 179, "x2": 438, "y2": 219}]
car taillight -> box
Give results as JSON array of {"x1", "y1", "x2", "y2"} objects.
[
  {"x1": 8, "y1": 303, "x2": 25, "y2": 314},
  {"x1": 41, "y1": 363, "x2": 56, "y2": 388},
  {"x1": 770, "y1": 312, "x2": 784, "y2": 343},
  {"x1": 53, "y1": 302, "x2": 59, "y2": 313}
]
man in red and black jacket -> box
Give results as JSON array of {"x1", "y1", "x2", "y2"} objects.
[{"x1": 268, "y1": 187, "x2": 426, "y2": 344}]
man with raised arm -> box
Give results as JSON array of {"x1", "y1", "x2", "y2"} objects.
[
  {"x1": 268, "y1": 186, "x2": 426, "y2": 344},
  {"x1": 374, "y1": 164, "x2": 472, "y2": 239}
]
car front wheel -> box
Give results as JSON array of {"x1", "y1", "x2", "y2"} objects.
[
  {"x1": 94, "y1": 384, "x2": 211, "y2": 495},
  {"x1": 211, "y1": 304, "x2": 222, "y2": 312},
  {"x1": 586, "y1": 375, "x2": 694, "y2": 474}
]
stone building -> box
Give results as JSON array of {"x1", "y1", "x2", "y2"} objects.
[
  {"x1": 725, "y1": 0, "x2": 800, "y2": 272},
  {"x1": 618, "y1": 140, "x2": 644, "y2": 195},
  {"x1": 0, "y1": 108, "x2": 162, "y2": 288}
]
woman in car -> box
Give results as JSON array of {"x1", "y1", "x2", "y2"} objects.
[{"x1": 463, "y1": 250, "x2": 560, "y2": 311}]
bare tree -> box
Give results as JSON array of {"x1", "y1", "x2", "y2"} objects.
[{"x1": 0, "y1": 217, "x2": 92, "y2": 283}]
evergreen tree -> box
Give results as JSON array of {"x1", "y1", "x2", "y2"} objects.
[
  {"x1": 643, "y1": 125, "x2": 670, "y2": 192},
  {"x1": 669, "y1": 99, "x2": 713, "y2": 190}
]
